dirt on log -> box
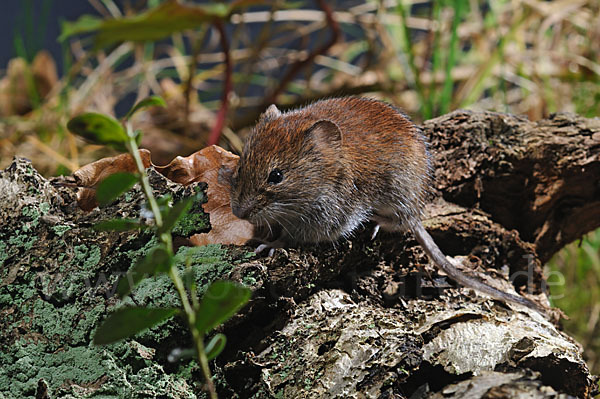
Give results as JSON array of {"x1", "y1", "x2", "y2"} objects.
[{"x1": 0, "y1": 110, "x2": 598, "y2": 398}]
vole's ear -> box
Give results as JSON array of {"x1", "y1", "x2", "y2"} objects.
[
  {"x1": 260, "y1": 104, "x2": 282, "y2": 121},
  {"x1": 305, "y1": 120, "x2": 342, "y2": 148}
]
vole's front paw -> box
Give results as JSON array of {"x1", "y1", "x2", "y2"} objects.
[
  {"x1": 255, "y1": 244, "x2": 275, "y2": 257},
  {"x1": 254, "y1": 239, "x2": 285, "y2": 257}
]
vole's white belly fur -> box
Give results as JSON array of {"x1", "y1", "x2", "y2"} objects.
[{"x1": 339, "y1": 207, "x2": 371, "y2": 239}]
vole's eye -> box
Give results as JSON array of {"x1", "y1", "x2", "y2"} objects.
[{"x1": 267, "y1": 169, "x2": 284, "y2": 185}]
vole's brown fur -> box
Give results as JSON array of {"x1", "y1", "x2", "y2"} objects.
[{"x1": 229, "y1": 97, "x2": 543, "y2": 313}]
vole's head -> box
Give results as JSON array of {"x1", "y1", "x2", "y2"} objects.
[{"x1": 229, "y1": 104, "x2": 347, "y2": 238}]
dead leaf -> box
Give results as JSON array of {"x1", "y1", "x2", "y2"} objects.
[
  {"x1": 31, "y1": 50, "x2": 58, "y2": 100},
  {"x1": 0, "y1": 58, "x2": 31, "y2": 116},
  {"x1": 0, "y1": 51, "x2": 58, "y2": 116},
  {"x1": 70, "y1": 145, "x2": 254, "y2": 245},
  {"x1": 155, "y1": 145, "x2": 253, "y2": 246},
  {"x1": 72, "y1": 150, "x2": 152, "y2": 211}
]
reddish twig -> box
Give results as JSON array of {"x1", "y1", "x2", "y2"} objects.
[
  {"x1": 207, "y1": 20, "x2": 232, "y2": 146},
  {"x1": 184, "y1": 29, "x2": 205, "y2": 138},
  {"x1": 265, "y1": 0, "x2": 340, "y2": 106}
]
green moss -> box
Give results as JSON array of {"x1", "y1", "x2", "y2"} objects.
[
  {"x1": 7, "y1": 230, "x2": 37, "y2": 250},
  {"x1": 122, "y1": 235, "x2": 158, "y2": 264},
  {"x1": 0, "y1": 340, "x2": 105, "y2": 397},
  {"x1": 0, "y1": 241, "x2": 7, "y2": 267},
  {"x1": 0, "y1": 266, "x2": 199, "y2": 397},
  {"x1": 52, "y1": 225, "x2": 71, "y2": 237},
  {"x1": 20, "y1": 203, "x2": 49, "y2": 231},
  {"x1": 172, "y1": 186, "x2": 210, "y2": 237},
  {"x1": 242, "y1": 271, "x2": 258, "y2": 287},
  {"x1": 0, "y1": 339, "x2": 197, "y2": 398},
  {"x1": 30, "y1": 299, "x2": 105, "y2": 348},
  {"x1": 0, "y1": 293, "x2": 11, "y2": 306},
  {"x1": 73, "y1": 244, "x2": 102, "y2": 270},
  {"x1": 39, "y1": 202, "x2": 50, "y2": 215},
  {"x1": 0, "y1": 163, "x2": 215, "y2": 398},
  {"x1": 172, "y1": 209, "x2": 209, "y2": 236},
  {"x1": 44, "y1": 244, "x2": 103, "y2": 297},
  {"x1": 23, "y1": 163, "x2": 35, "y2": 176},
  {"x1": 124, "y1": 244, "x2": 236, "y2": 309},
  {"x1": 172, "y1": 191, "x2": 210, "y2": 236},
  {"x1": 12, "y1": 204, "x2": 49, "y2": 253},
  {"x1": 174, "y1": 244, "x2": 238, "y2": 293}
]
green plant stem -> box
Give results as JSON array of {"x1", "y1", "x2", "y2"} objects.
[
  {"x1": 169, "y1": 267, "x2": 217, "y2": 399},
  {"x1": 126, "y1": 124, "x2": 162, "y2": 227},
  {"x1": 440, "y1": 0, "x2": 463, "y2": 115},
  {"x1": 458, "y1": 9, "x2": 528, "y2": 107},
  {"x1": 125, "y1": 124, "x2": 217, "y2": 399},
  {"x1": 396, "y1": 0, "x2": 429, "y2": 118},
  {"x1": 429, "y1": 0, "x2": 442, "y2": 116}
]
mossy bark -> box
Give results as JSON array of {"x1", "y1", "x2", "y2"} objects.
[{"x1": 1, "y1": 111, "x2": 599, "y2": 398}]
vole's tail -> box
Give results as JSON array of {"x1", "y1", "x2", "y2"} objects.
[{"x1": 411, "y1": 222, "x2": 546, "y2": 315}]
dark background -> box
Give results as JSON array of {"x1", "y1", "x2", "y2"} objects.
[{"x1": 1, "y1": 0, "x2": 108, "y2": 74}]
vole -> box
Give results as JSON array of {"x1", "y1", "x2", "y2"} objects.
[{"x1": 228, "y1": 97, "x2": 543, "y2": 313}]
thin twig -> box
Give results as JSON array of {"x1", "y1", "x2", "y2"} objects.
[
  {"x1": 207, "y1": 21, "x2": 232, "y2": 146},
  {"x1": 184, "y1": 28, "x2": 207, "y2": 138},
  {"x1": 264, "y1": 0, "x2": 340, "y2": 106}
]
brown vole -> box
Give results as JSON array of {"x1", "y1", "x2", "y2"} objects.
[{"x1": 228, "y1": 97, "x2": 543, "y2": 313}]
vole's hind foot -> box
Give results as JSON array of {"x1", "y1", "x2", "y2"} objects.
[{"x1": 370, "y1": 213, "x2": 405, "y2": 234}]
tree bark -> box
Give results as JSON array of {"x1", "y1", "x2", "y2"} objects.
[{"x1": 0, "y1": 111, "x2": 598, "y2": 398}]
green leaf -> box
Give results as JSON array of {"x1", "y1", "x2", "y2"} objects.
[
  {"x1": 96, "y1": 172, "x2": 138, "y2": 206},
  {"x1": 159, "y1": 197, "x2": 194, "y2": 235},
  {"x1": 183, "y1": 267, "x2": 195, "y2": 292},
  {"x1": 93, "y1": 307, "x2": 179, "y2": 345},
  {"x1": 60, "y1": 1, "x2": 272, "y2": 49},
  {"x1": 94, "y1": 218, "x2": 142, "y2": 231},
  {"x1": 168, "y1": 347, "x2": 196, "y2": 362},
  {"x1": 124, "y1": 96, "x2": 166, "y2": 121},
  {"x1": 91, "y1": 0, "x2": 271, "y2": 48},
  {"x1": 94, "y1": 0, "x2": 219, "y2": 48},
  {"x1": 67, "y1": 112, "x2": 127, "y2": 151},
  {"x1": 133, "y1": 129, "x2": 143, "y2": 146},
  {"x1": 58, "y1": 14, "x2": 103, "y2": 42},
  {"x1": 195, "y1": 281, "x2": 251, "y2": 334},
  {"x1": 156, "y1": 194, "x2": 172, "y2": 209},
  {"x1": 117, "y1": 245, "x2": 173, "y2": 298},
  {"x1": 205, "y1": 333, "x2": 227, "y2": 361}
]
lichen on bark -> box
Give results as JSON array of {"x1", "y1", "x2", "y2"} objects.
[{"x1": 0, "y1": 158, "x2": 251, "y2": 398}]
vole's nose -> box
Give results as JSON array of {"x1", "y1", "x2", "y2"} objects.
[{"x1": 231, "y1": 203, "x2": 250, "y2": 219}]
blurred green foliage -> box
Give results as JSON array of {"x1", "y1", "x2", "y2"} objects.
[{"x1": 549, "y1": 229, "x2": 600, "y2": 374}]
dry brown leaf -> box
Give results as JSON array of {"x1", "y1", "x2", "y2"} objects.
[
  {"x1": 0, "y1": 58, "x2": 31, "y2": 116},
  {"x1": 70, "y1": 145, "x2": 253, "y2": 245},
  {"x1": 31, "y1": 50, "x2": 58, "y2": 100},
  {"x1": 0, "y1": 51, "x2": 58, "y2": 116},
  {"x1": 155, "y1": 145, "x2": 253, "y2": 246},
  {"x1": 73, "y1": 150, "x2": 152, "y2": 211}
]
